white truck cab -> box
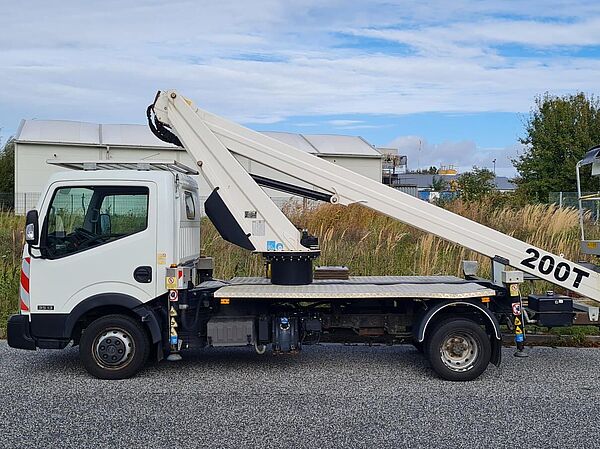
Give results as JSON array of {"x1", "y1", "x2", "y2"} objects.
[{"x1": 9, "y1": 162, "x2": 203, "y2": 376}]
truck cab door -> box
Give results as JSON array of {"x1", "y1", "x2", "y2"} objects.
[{"x1": 31, "y1": 181, "x2": 158, "y2": 317}]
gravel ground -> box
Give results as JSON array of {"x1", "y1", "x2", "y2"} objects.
[{"x1": 1, "y1": 342, "x2": 599, "y2": 449}]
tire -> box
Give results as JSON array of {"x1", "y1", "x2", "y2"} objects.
[
  {"x1": 80, "y1": 314, "x2": 150, "y2": 380},
  {"x1": 425, "y1": 318, "x2": 491, "y2": 381}
]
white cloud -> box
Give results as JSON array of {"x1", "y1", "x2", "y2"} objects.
[
  {"x1": 327, "y1": 120, "x2": 364, "y2": 127},
  {"x1": 388, "y1": 135, "x2": 522, "y2": 177},
  {"x1": 352, "y1": 17, "x2": 600, "y2": 54},
  {"x1": 0, "y1": 0, "x2": 599, "y2": 135}
]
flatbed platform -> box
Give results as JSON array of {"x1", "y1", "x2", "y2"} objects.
[{"x1": 214, "y1": 276, "x2": 496, "y2": 300}]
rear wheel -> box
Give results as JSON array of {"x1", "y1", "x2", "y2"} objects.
[
  {"x1": 80, "y1": 314, "x2": 150, "y2": 379},
  {"x1": 425, "y1": 318, "x2": 491, "y2": 381}
]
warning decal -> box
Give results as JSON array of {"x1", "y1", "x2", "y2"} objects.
[
  {"x1": 512, "y1": 302, "x2": 522, "y2": 316},
  {"x1": 166, "y1": 276, "x2": 177, "y2": 290}
]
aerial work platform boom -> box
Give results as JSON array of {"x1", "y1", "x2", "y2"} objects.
[{"x1": 149, "y1": 90, "x2": 600, "y2": 303}]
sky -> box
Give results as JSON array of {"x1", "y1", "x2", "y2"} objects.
[{"x1": 1, "y1": 1, "x2": 600, "y2": 177}]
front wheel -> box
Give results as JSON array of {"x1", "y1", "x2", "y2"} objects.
[
  {"x1": 80, "y1": 314, "x2": 150, "y2": 379},
  {"x1": 425, "y1": 318, "x2": 491, "y2": 381}
]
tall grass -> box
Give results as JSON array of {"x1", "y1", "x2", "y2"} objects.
[
  {"x1": 0, "y1": 212, "x2": 24, "y2": 338},
  {"x1": 0, "y1": 199, "x2": 589, "y2": 337},
  {"x1": 203, "y1": 197, "x2": 586, "y2": 283}
]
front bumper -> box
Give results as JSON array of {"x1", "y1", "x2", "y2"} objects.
[{"x1": 7, "y1": 314, "x2": 36, "y2": 350}]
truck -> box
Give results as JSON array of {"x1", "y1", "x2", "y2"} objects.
[{"x1": 7, "y1": 90, "x2": 600, "y2": 381}]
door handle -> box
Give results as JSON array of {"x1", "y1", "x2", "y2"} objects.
[{"x1": 134, "y1": 266, "x2": 152, "y2": 283}]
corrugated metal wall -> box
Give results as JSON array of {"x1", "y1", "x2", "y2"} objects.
[{"x1": 394, "y1": 185, "x2": 418, "y2": 197}]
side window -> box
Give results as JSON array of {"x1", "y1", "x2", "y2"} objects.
[
  {"x1": 46, "y1": 187, "x2": 94, "y2": 239},
  {"x1": 43, "y1": 186, "x2": 149, "y2": 259},
  {"x1": 184, "y1": 191, "x2": 195, "y2": 220},
  {"x1": 100, "y1": 193, "x2": 148, "y2": 235}
]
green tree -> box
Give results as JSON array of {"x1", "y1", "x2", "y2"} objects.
[
  {"x1": 0, "y1": 139, "x2": 14, "y2": 194},
  {"x1": 513, "y1": 92, "x2": 600, "y2": 202},
  {"x1": 457, "y1": 167, "x2": 495, "y2": 201},
  {"x1": 430, "y1": 175, "x2": 448, "y2": 192}
]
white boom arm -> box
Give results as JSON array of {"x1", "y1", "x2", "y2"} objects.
[{"x1": 152, "y1": 90, "x2": 600, "y2": 302}]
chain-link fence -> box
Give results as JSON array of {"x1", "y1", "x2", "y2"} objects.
[
  {"x1": 549, "y1": 191, "x2": 600, "y2": 221},
  {"x1": 198, "y1": 196, "x2": 320, "y2": 216},
  {"x1": 1, "y1": 192, "x2": 41, "y2": 213}
]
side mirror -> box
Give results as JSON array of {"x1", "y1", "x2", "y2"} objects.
[
  {"x1": 99, "y1": 213, "x2": 112, "y2": 235},
  {"x1": 25, "y1": 210, "x2": 39, "y2": 245}
]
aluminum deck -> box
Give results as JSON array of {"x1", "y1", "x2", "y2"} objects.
[{"x1": 215, "y1": 276, "x2": 496, "y2": 300}]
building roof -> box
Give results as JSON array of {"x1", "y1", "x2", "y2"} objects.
[
  {"x1": 261, "y1": 131, "x2": 318, "y2": 154},
  {"x1": 16, "y1": 119, "x2": 382, "y2": 158},
  {"x1": 493, "y1": 177, "x2": 517, "y2": 191},
  {"x1": 396, "y1": 173, "x2": 445, "y2": 188},
  {"x1": 17, "y1": 120, "x2": 101, "y2": 146},
  {"x1": 16, "y1": 119, "x2": 178, "y2": 149},
  {"x1": 395, "y1": 173, "x2": 516, "y2": 190},
  {"x1": 302, "y1": 134, "x2": 379, "y2": 157}
]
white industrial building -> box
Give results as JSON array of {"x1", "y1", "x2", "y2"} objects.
[{"x1": 13, "y1": 119, "x2": 383, "y2": 213}]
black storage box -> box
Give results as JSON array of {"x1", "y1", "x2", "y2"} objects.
[{"x1": 528, "y1": 294, "x2": 573, "y2": 327}]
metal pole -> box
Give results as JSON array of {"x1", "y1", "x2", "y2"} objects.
[
  {"x1": 559, "y1": 191, "x2": 563, "y2": 208},
  {"x1": 576, "y1": 162, "x2": 585, "y2": 241},
  {"x1": 417, "y1": 139, "x2": 422, "y2": 172}
]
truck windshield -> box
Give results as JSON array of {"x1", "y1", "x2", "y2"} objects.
[{"x1": 43, "y1": 185, "x2": 149, "y2": 258}]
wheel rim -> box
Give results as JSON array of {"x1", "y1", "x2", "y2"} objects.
[
  {"x1": 92, "y1": 327, "x2": 135, "y2": 370},
  {"x1": 439, "y1": 331, "x2": 479, "y2": 372}
]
